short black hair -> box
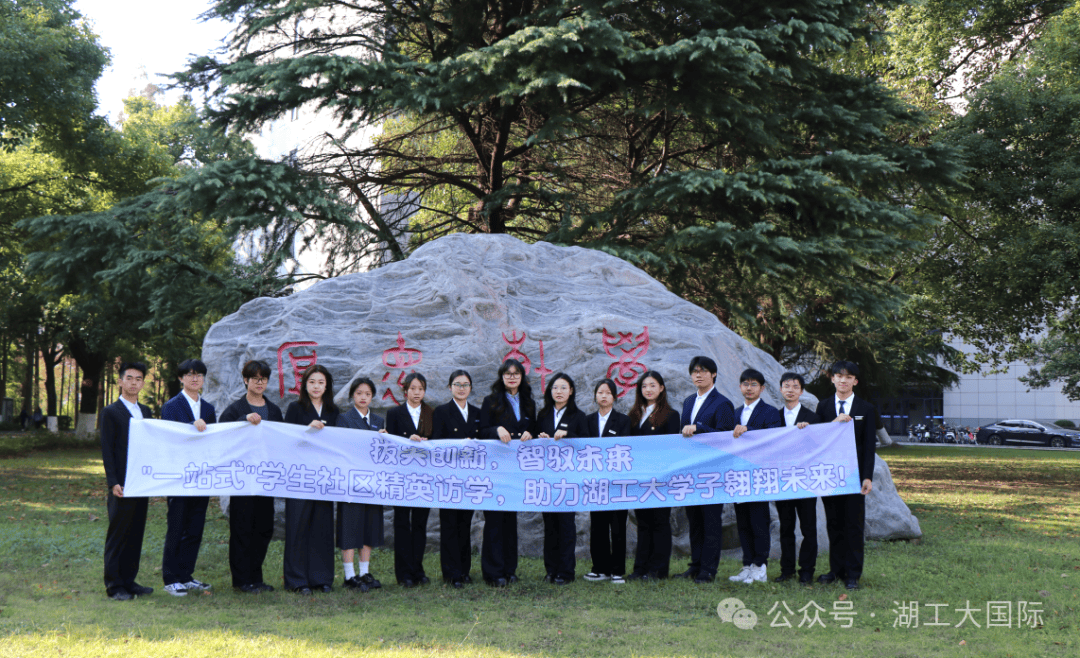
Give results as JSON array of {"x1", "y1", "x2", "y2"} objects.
[
  {"x1": 689, "y1": 356, "x2": 718, "y2": 378},
  {"x1": 241, "y1": 360, "x2": 272, "y2": 380},
  {"x1": 348, "y1": 377, "x2": 377, "y2": 398},
  {"x1": 829, "y1": 361, "x2": 860, "y2": 377},
  {"x1": 177, "y1": 358, "x2": 207, "y2": 378},
  {"x1": 593, "y1": 378, "x2": 618, "y2": 398},
  {"x1": 118, "y1": 362, "x2": 147, "y2": 378},
  {"x1": 780, "y1": 372, "x2": 806, "y2": 388},
  {"x1": 447, "y1": 369, "x2": 473, "y2": 387},
  {"x1": 740, "y1": 368, "x2": 765, "y2": 386},
  {"x1": 402, "y1": 372, "x2": 427, "y2": 391}
]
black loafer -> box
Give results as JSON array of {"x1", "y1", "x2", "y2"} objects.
[
  {"x1": 798, "y1": 573, "x2": 814, "y2": 584},
  {"x1": 451, "y1": 579, "x2": 464, "y2": 589},
  {"x1": 542, "y1": 574, "x2": 555, "y2": 584},
  {"x1": 236, "y1": 583, "x2": 262, "y2": 594},
  {"x1": 109, "y1": 588, "x2": 132, "y2": 601},
  {"x1": 317, "y1": 584, "x2": 333, "y2": 593},
  {"x1": 399, "y1": 579, "x2": 417, "y2": 588},
  {"x1": 693, "y1": 574, "x2": 716, "y2": 584},
  {"x1": 486, "y1": 578, "x2": 508, "y2": 587},
  {"x1": 293, "y1": 586, "x2": 313, "y2": 595},
  {"x1": 129, "y1": 583, "x2": 153, "y2": 596},
  {"x1": 359, "y1": 573, "x2": 381, "y2": 589},
  {"x1": 507, "y1": 574, "x2": 519, "y2": 584},
  {"x1": 845, "y1": 578, "x2": 860, "y2": 591},
  {"x1": 419, "y1": 576, "x2": 430, "y2": 585},
  {"x1": 462, "y1": 574, "x2": 473, "y2": 584},
  {"x1": 673, "y1": 569, "x2": 697, "y2": 579},
  {"x1": 773, "y1": 573, "x2": 795, "y2": 583},
  {"x1": 817, "y1": 573, "x2": 838, "y2": 584},
  {"x1": 553, "y1": 576, "x2": 569, "y2": 585}
]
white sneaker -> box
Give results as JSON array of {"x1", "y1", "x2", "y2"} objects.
[
  {"x1": 184, "y1": 579, "x2": 212, "y2": 591},
  {"x1": 583, "y1": 572, "x2": 610, "y2": 582},
  {"x1": 163, "y1": 582, "x2": 187, "y2": 597},
  {"x1": 729, "y1": 566, "x2": 752, "y2": 583},
  {"x1": 610, "y1": 575, "x2": 626, "y2": 584},
  {"x1": 746, "y1": 564, "x2": 768, "y2": 583}
]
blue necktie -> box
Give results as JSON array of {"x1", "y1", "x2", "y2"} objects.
[{"x1": 838, "y1": 401, "x2": 846, "y2": 415}]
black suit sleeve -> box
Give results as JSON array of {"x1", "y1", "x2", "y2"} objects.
[
  {"x1": 478, "y1": 395, "x2": 501, "y2": 439},
  {"x1": 218, "y1": 398, "x2": 246, "y2": 423},
  {"x1": 566, "y1": 410, "x2": 588, "y2": 439},
  {"x1": 857, "y1": 400, "x2": 879, "y2": 483},
  {"x1": 99, "y1": 406, "x2": 123, "y2": 490}
]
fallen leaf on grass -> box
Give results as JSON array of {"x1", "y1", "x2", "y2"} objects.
[
  {"x1": 959, "y1": 640, "x2": 967, "y2": 646},
  {"x1": 88, "y1": 514, "x2": 98, "y2": 522},
  {"x1": 838, "y1": 593, "x2": 848, "y2": 601}
]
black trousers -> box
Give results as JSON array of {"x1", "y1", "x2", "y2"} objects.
[
  {"x1": 283, "y1": 498, "x2": 335, "y2": 589},
  {"x1": 685, "y1": 503, "x2": 724, "y2": 577},
  {"x1": 776, "y1": 497, "x2": 818, "y2": 577},
  {"x1": 162, "y1": 496, "x2": 209, "y2": 585},
  {"x1": 104, "y1": 493, "x2": 148, "y2": 594},
  {"x1": 481, "y1": 510, "x2": 518, "y2": 581},
  {"x1": 632, "y1": 507, "x2": 671, "y2": 577},
  {"x1": 589, "y1": 509, "x2": 627, "y2": 576},
  {"x1": 542, "y1": 511, "x2": 577, "y2": 580},
  {"x1": 393, "y1": 506, "x2": 430, "y2": 583},
  {"x1": 734, "y1": 501, "x2": 771, "y2": 566},
  {"x1": 822, "y1": 493, "x2": 866, "y2": 580},
  {"x1": 229, "y1": 495, "x2": 275, "y2": 587},
  {"x1": 439, "y1": 508, "x2": 474, "y2": 581}
]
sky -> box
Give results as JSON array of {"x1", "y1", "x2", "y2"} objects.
[{"x1": 72, "y1": 0, "x2": 235, "y2": 123}]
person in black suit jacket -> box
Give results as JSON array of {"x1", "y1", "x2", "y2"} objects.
[
  {"x1": 335, "y1": 377, "x2": 387, "y2": 592},
  {"x1": 677, "y1": 356, "x2": 737, "y2": 583},
  {"x1": 101, "y1": 362, "x2": 154, "y2": 601},
  {"x1": 816, "y1": 361, "x2": 879, "y2": 591},
  {"x1": 534, "y1": 372, "x2": 588, "y2": 585},
  {"x1": 282, "y1": 364, "x2": 341, "y2": 594},
  {"x1": 159, "y1": 358, "x2": 217, "y2": 597},
  {"x1": 385, "y1": 372, "x2": 435, "y2": 588},
  {"x1": 478, "y1": 358, "x2": 535, "y2": 586},
  {"x1": 729, "y1": 368, "x2": 782, "y2": 585},
  {"x1": 583, "y1": 378, "x2": 632, "y2": 584},
  {"x1": 774, "y1": 372, "x2": 822, "y2": 584},
  {"x1": 431, "y1": 370, "x2": 482, "y2": 588},
  {"x1": 627, "y1": 371, "x2": 681, "y2": 581},
  {"x1": 218, "y1": 360, "x2": 283, "y2": 594}
]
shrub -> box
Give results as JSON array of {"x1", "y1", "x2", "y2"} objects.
[{"x1": 1054, "y1": 419, "x2": 1076, "y2": 428}]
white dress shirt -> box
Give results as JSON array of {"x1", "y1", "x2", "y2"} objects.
[
  {"x1": 182, "y1": 390, "x2": 201, "y2": 422},
  {"x1": 120, "y1": 397, "x2": 143, "y2": 420},
  {"x1": 783, "y1": 403, "x2": 801, "y2": 428},
  {"x1": 597, "y1": 410, "x2": 611, "y2": 437},
  {"x1": 835, "y1": 394, "x2": 855, "y2": 417},
  {"x1": 455, "y1": 400, "x2": 469, "y2": 422},
  {"x1": 690, "y1": 387, "x2": 714, "y2": 424},
  {"x1": 640, "y1": 404, "x2": 655, "y2": 427},
  {"x1": 739, "y1": 399, "x2": 761, "y2": 426},
  {"x1": 407, "y1": 402, "x2": 422, "y2": 430}
]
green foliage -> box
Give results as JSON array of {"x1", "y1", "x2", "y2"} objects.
[{"x1": 1054, "y1": 419, "x2": 1076, "y2": 428}]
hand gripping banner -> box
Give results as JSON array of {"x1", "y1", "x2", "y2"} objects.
[{"x1": 123, "y1": 419, "x2": 861, "y2": 511}]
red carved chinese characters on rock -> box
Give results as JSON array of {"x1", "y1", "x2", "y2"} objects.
[
  {"x1": 501, "y1": 330, "x2": 553, "y2": 392},
  {"x1": 381, "y1": 332, "x2": 424, "y2": 405},
  {"x1": 602, "y1": 327, "x2": 650, "y2": 398},
  {"x1": 277, "y1": 341, "x2": 318, "y2": 397}
]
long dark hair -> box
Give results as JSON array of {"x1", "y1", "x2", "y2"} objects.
[
  {"x1": 299, "y1": 364, "x2": 338, "y2": 413},
  {"x1": 540, "y1": 372, "x2": 579, "y2": 420},
  {"x1": 628, "y1": 370, "x2": 671, "y2": 427},
  {"x1": 489, "y1": 358, "x2": 535, "y2": 420},
  {"x1": 400, "y1": 371, "x2": 433, "y2": 438}
]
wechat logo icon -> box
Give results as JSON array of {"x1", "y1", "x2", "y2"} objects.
[{"x1": 717, "y1": 598, "x2": 758, "y2": 630}]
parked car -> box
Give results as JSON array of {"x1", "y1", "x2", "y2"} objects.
[{"x1": 975, "y1": 420, "x2": 1080, "y2": 448}]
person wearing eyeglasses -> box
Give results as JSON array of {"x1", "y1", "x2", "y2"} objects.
[
  {"x1": 431, "y1": 370, "x2": 482, "y2": 588},
  {"x1": 478, "y1": 358, "x2": 535, "y2": 586},
  {"x1": 218, "y1": 360, "x2": 283, "y2": 594},
  {"x1": 159, "y1": 358, "x2": 218, "y2": 597}
]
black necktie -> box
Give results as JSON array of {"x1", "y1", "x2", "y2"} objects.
[{"x1": 838, "y1": 401, "x2": 846, "y2": 415}]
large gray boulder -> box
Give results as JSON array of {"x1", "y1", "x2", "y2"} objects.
[{"x1": 207, "y1": 233, "x2": 920, "y2": 565}]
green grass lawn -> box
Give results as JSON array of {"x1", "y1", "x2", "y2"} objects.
[{"x1": 0, "y1": 438, "x2": 1077, "y2": 657}]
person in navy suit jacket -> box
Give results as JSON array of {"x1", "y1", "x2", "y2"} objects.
[
  {"x1": 385, "y1": 372, "x2": 435, "y2": 588},
  {"x1": 534, "y1": 372, "x2": 588, "y2": 585},
  {"x1": 218, "y1": 360, "x2": 283, "y2": 594},
  {"x1": 815, "y1": 361, "x2": 879, "y2": 591},
  {"x1": 729, "y1": 368, "x2": 782, "y2": 585},
  {"x1": 627, "y1": 371, "x2": 681, "y2": 581},
  {"x1": 676, "y1": 356, "x2": 736, "y2": 583},
  {"x1": 100, "y1": 362, "x2": 155, "y2": 601},
  {"x1": 478, "y1": 358, "x2": 535, "y2": 586},
  {"x1": 774, "y1": 372, "x2": 822, "y2": 584},
  {"x1": 335, "y1": 377, "x2": 387, "y2": 592},
  {"x1": 159, "y1": 358, "x2": 217, "y2": 597},
  {"x1": 583, "y1": 378, "x2": 632, "y2": 584},
  {"x1": 431, "y1": 370, "x2": 482, "y2": 588}
]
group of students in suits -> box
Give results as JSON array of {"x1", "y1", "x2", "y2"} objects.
[{"x1": 100, "y1": 354, "x2": 878, "y2": 601}]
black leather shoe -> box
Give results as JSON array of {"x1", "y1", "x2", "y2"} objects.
[
  {"x1": 462, "y1": 574, "x2": 473, "y2": 584},
  {"x1": 673, "y1": 569, "x2": 697, "y2": 579},
  {"x1": 129, "y1": 583, "x2": 153, "y2": 596},
  {"x1": 845, "y1": 578, "x2": 860, "y2": 591},
  {"x1": 486, "y1": 577, "x2": 508, "y2": 587},
  {"x1": 451, "y1": 579, "x2": 464, "y2": 589},
  {"x1": 236, "y1": 583, "x2": 262, "y2": 594},
  {"x1": 419, "y1": 576, "x2": 431, "y2": 585},
  {"x1": 109, "y1": 588, "x2": 132, "y2": 601},
  {"x1": 542, "y1": 574, "x2": 555, "y2": 584},
  {"x1": 344, "y1": 577, "x2": 370, "y2": 592},
  {"x1": 693, "y1": 574, "x2": 716, "y2": 584},
  {"x1": 798, "y1": 573, "x2": 814, "y2": 584},
  {"x1": 257, "y1": 582, "x2": 275, "y2": 592},
  {"x1": 774, "y1": 573, "x2": 795, "y2": 583},
  {"x1": 553, "y1": 576, "x2": 569, "y2": 585},
  {"x1": 318, "y1": 584, "x2": 333, "y2": 593},
  {"x1": 507, "y1": 574, "x2": 519, "y2": 584},
  {"x1": 293, "y1": 586, "x2": 313, "y2": 595},
  {"x1": 399, "y1": 579, "x2": 417, "y2": 588},
  {"x1": 625, "y1": 572, "x2": 646, "y2": 582},
  {"x1": 817, "y1": 573, "x2": 838, "y2": 584},
  {"x1": 359, "y1": 573, "x2": 381, "y2": 589}
]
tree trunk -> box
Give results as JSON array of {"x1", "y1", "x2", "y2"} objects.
[
  {"x1": 21, "y1": 333, "x2": 33, "y2": 423},
  {"x1": 42, "y1": 341, "x2": 62, "y2": 433},
  {"x1": 68, "y1": 337, "x2": 106, "y2": 439}
]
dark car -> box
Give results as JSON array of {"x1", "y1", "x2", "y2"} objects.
[{"x1": 975, "y1": 420, "x2": 1080, "y2": 448}]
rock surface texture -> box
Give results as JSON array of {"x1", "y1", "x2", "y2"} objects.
[{"x1": 207, "y1": 234, "x2": 921, "y2": 561}]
